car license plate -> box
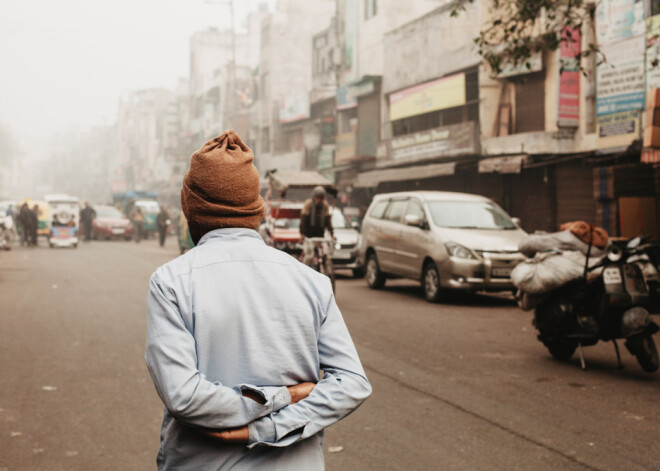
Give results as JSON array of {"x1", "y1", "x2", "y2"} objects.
[
  {"x1": 492, "y1": 267, "x2": 512, "y2": 277},
  {"x1": 112, "y1": 228, "x2": 125, "y2": 235},
  {"x1": 333, "y1": 251, "x2": 352, "y2": 260}
]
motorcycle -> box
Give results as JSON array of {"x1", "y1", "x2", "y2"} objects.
[
  {"x1": 533, "y1": 237, "x2": 659, "y2": 373},
  {"x1": 303, "y1": 237, "x2": 336, "y2": 292}
]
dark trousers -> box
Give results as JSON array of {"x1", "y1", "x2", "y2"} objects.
[
  {"x1": 158, "y1": 227, "x2": 167, "y2": 247},
  {"x1": 134, "y1": 224, "x2": 143, "y2": 242},
  {"x1": 83, "y1": 221, "x2": 92, "y2": 241}
]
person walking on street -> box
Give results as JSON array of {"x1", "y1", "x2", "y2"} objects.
[
  {"x1": 79, "y1": 202, "x2": 96, "y2": 242},
  {"x1": 131, "y1": 207, "x2": 144, "y2": 243},
  {"x1": 299, "y1": 186, "x2": 334, "y2": 267},
  {"x1": 29, "y1": 204, "x2": 40, "y2": 246},
  {"x1": 145, "y1": 130, "x2": 371, "y2": 470},
  {"x1": 156, "y1": 205, "x2": 170, "y2": 247},
  {"x1": 18, "y1": 203, "x2": 34, "y2": 246}
]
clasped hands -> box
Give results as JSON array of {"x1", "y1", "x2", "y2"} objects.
[{"x1": 200, "y1": 382, "x2": 316, "y2": 444}]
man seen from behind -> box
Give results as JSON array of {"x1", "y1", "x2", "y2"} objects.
[{"x1": 145, "y1": 130, "x2": 371, "y2": 470}]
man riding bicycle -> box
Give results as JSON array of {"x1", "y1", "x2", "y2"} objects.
[{"x1": 300, "y1": 186, "x2": 334, "y2": 268}]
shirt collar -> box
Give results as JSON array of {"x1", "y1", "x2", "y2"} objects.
[{"x1": 197, "y1": 228, "x2": 265, "y2": 246}]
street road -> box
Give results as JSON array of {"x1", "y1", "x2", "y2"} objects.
[{"x1": 0, "y1": 238, "x2": 659, "y2": 470}]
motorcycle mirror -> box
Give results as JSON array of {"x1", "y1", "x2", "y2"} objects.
[{"x1": 627, "y1": 237, "x2": 642, "y2": 250}]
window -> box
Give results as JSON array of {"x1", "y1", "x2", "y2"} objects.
[
  {"x1": 513, "y1": 71, "x2": 545, "y2": 133},
  {"x1": 365, "y1": 0, "x2": 377, "y2": 20},
  {"x1": 427, "y1": 201, "x2": 516, "y2": 230},
  {"x1": 368, "y1": 200, "x2": 389, "y2": 219},
  {"x1": 384, "y1": 199, "x2": 408, "y2": 222},
  {"x1": 405, "y1": 200, "x2": 426, "y2": 221}
]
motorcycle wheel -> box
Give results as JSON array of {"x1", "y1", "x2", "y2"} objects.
[
  {"x1": 630, "y1": 335, "x2": 659, "y2": 373},
  {"x1": 545, "y1": 340, "x2": 578, "y2": 361}
]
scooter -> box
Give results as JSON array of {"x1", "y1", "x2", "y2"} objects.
[{"x1": 533, "y1": 237, "x2": 659, "y2": 373}]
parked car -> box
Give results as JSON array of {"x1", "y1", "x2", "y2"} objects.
[
  {"x1": 331, "y1": 208, "x2": 363, "y2": 277},
  {"x1": 358, "y1": 191, "x2": 528, "y2": 302},
  {"x1": 92, "y1": 205, "x2": 133, "y2": 240}
]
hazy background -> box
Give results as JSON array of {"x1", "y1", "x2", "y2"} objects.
[{"x1": 0, "y1": 0, "x2": 275, "y2": 159}]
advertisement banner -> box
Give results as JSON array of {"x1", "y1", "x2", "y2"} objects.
[
  {"x1": 557, "y1": 27, "x2": 581, "y2": 127},
  {"x1": 389, "y1": 73, "x2": 466, "y2": 122},
  {"x1": 279, "y1": 93, "x2": 310, "y2": 123},
  {"x1": 596, "y1": 0, "x2": 645, "y2": 45},
  {"x1": 596, "y1": 34, "x2": 645, "y2": 116},
  {"x1": 647, "y1": 15, "x2": 660, "y2": 90}
]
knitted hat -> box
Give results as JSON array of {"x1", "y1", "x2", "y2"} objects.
[{"x1": 181, "y1": 130, "x2": 264, "y2": 244}]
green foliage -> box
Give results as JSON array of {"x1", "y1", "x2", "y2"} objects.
[{"x1": 451, "y1": 0, "x2": 603, "y2": 75}]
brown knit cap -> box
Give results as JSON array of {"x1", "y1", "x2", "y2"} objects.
[{"x1": 181, "y1": 130, "x2": 264, "y2": 244}]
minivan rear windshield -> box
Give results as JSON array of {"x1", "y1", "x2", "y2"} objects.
[{"x1": 427, "y1": 201, "x2": 516, "y2": 230}]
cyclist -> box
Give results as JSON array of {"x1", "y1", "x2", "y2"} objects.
[{"x1": 300, "y1": 186, "x2": 334, "y2": 268}]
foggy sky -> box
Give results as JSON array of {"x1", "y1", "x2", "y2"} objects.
[{"x1": 0, "y1": 0, "x2": 275, "y2": 160}]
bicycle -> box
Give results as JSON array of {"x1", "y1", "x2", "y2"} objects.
[{"x1": 303, "y1": 237, "x2": 336, "y2": 292}]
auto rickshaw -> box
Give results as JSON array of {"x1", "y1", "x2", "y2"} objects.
[
  {"x1": 178, "y1": 214, "x2": 194, "y2": 254},
  {"x1": 46, "y1": 194, "x2": 79, "y2": 248}
]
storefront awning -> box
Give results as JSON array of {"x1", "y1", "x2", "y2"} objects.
[
  {"x1": 355, "y1": 162, "x2": 456, "y2": 188},
  {"x1": 478, "y1": 155, "x2": 527, "y2": 174}
]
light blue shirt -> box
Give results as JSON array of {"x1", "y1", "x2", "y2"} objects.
[{"x1": 145, "y1": 228, "x2": 371, "y2": 470}]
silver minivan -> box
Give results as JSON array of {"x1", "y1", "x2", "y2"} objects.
[{"x1": 358, "y1": 191, "x2": 528, "y2": 302}]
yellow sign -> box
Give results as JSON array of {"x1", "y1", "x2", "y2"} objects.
[
  {"x1": 389, "y1": 73, "x2": 466, "y2": 121},
  {"x1": 596, "y1": 110, "x2": 640, "y2": 150}
]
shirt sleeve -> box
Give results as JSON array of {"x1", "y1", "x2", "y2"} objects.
[
  {"x1": 247, "y1": 289, "x2": 371, "y2": 448},
  {"x1": 145, "y1": 273, "x2": 291, "y2": 430}
]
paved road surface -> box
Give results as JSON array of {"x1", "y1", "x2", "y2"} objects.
[{"x1": 0, "y1": 238, "x2": 658, "y2": 470}]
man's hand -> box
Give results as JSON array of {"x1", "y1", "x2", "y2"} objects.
[
  {"x1": 288, "y1": 382, "x2": 316, "y2": 404},
  {"x1": 202, "y1": 426, "x2": 249, "y2": 444}
]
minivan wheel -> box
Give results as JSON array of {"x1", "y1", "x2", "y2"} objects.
[
  {"x1": 423, "y1": 262, "x2": 442, "y2": 303},
  {"x1": 366, "y1": 253, "x2": 386, "y2": 289}
]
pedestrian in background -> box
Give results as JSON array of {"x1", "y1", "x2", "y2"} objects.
[
  {"x1": 131, "y1": 207, "x2": 144, "y2": 243},
  {"x1": 145, "y1": 130, "x2": 370, "y2": 470},
  {"x1": 156, "y1": 205, "x2": 170, "y2": 247},
  {"x1": 79, "y1": 202, "x2": 96, "y2": 242},
  {"x1": 29, "y1": 204, "x2": 39, "y2": 246}
]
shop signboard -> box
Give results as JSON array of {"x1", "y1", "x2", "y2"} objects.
[
  {"x1": 336, "y1": 131, "x2": 357, "y2": 163},
  {"x1": 596, "y1": 109, "x2": 640, "y2": 148},
  {"x1": 320, "y1": 115, "x2": 336, "y2": 145},
  {"x1": 647, "y1": 15, "x2": 660, "y2": 90},
  {"x1": 279, "y1": 93, "x2": 310, "y2": 123},
  {"x1": 497, "y1": 52, "x2": 543, "y2": 78},
  {"x1": 389, "y1": 73, "x2": 466, "y2": 122},
  {"x1": 557, "y1": 27, "x2": 581, "y2": 127},
  {"x1": 595, "y1": 0, "x2": 645, "y2": 149},
  {"x1": 317, "y1": 145, "x2": 334, "y2": 170},
  {"x1": 596, "y1": 0, "x2": 645, "y2": 45},
  {"x1": 596, "y1": 35, "x2": 645, "y2": 116},
  {"x1": 383, "y1": 122, "x2": 476, "y2": 165},
  {"x1": 337, "y1": 85, "x2": 358, "y2": 110}
]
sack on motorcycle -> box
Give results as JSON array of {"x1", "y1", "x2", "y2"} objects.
[{"x1": 512, "y1": 251, "x2": 587, "y2": 295}]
